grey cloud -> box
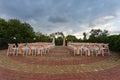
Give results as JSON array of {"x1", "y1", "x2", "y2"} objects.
[
  {"x1": 0, "y1": 0, "x2": 120, "y2": 36},
  {"x1": 110, "y1": 30, "x2": 120, "y2": 34},
  {"x1": 48, "y1": 16, "x2": 69, "y2": 23}
]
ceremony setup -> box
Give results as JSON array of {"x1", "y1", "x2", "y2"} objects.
[
  {"x1": 0, "y1": 0, "x2": 120, "y2": 80},
  {"x1": 0, "y1": 31, "x2": 119, "y2": 80},
  {"x1": 7, "y1": 42, "x2": 110, "y2": 57},
  {"x1": 7, "y1": 31, "x2": 110, "y2": 57}
]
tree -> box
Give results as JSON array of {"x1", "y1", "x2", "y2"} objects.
[
  {"x1": 89, "y1": 29, "x2": 109, "y2": 40},
  {"x1": 55, "y1": 36, "x2": 63, "y2": 45},
  {"x1": 101, "y1": 30, "x2": 109, "y2": 36},
  {"x1": 83, "y1": 32, "x2": 87, "y2": 40},
  {"x1": 0, "y1": 18, "x2": 8, "y2": 38},
  {"x1": 66, "y1": 35, "x2": 78, "y2": 42},
  {"x1": 35, "y1": 32, "x2": 52, "y2": 42},
  {"x1": 0, "y1": 18, "x2": 36, "y2": 43},
  {"x1": 89, "y1": 29, "x2": 102, "y2": 39}
]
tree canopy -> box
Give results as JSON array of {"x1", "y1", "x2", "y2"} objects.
[
  {"x1": 89, "y1": 29, "x2": 109, "y2": 39},
  {"x1": 66, "y1": 35, "x2": 78, "y2": 42},
  {"x1": 0, "y1": 18, "x2": 35, "y2": 43}
]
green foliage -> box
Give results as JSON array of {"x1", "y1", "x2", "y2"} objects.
[
  {"x1": 107, "y1": 35, "x2": 120, "y2": 52},
  {"x1": 89, "y1": 29, "x2": 102, "y2": 39},
  {"x1": 0, "y1": 38, "x2": 8, "y2": 49},
  {"x1": 89, "y1": 29, "x2": 109, "y2": 40},
  {"x1": 0, "y1": 18, "x2": 36, "y2": 43},
  {"x1": 66, "y1": 35, "x2": 78, "y2": 42},
  {"x1": 101, "y1": 30, "x2": 109, "y2": 36},
  {"x1": 35, "y1": 32, "x2": 52, "y2": 42},
  {"x1": 55, "y1": 37, "x2": 63, "y2": 45},
  {"x1": 83, "y1": 32, "x2": 87, "y2": 40}
]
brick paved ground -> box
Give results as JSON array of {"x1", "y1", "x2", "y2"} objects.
[
  {"x1": 10, "y1": 54, "x2": 111, "y2": 65},
  {"x1": 0, "y1": 46, "x2": 120, "y2": 80}
]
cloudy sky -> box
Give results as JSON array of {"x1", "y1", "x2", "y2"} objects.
[{"x1": 0, "y1": 0, "x2": 120, "y2": 38}]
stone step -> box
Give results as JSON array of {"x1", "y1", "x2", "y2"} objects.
[
  {"x1": 49, "y1": 46, "x2": 72, "y2": 53},
  {"x1": 50, "y1": 50, "x2": 71, "y2": 52},
  {"x1": 46, "y1": 46, "x2": 73, "y2": 57}
]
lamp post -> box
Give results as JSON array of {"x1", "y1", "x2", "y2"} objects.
[
  {"x1": 13, "y1": 37, "x2": 16, "y2": 40},
  {"x1": 13, "y1": 37, "x2": 18, "y2": 48},
  {"x1": 33, "y1": 37, "x2": 36, "y2": 42},
  {"x1": 13, "y1": 37, "x2": 16, "y2": 44}
]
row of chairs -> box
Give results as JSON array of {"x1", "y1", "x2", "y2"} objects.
[
  {"x1": 7, "y1": 42, "x2": 55, "y2": 56},
  {"x1": 68, "y1": 43, "x2": 110, "y2": 56}
]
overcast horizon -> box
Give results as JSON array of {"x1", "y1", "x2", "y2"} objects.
[{"x1": 0, "y1": 0, "x2": 120, "y2": 38}]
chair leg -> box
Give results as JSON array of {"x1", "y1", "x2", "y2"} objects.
[
  {"x1": 23, "y1": 52, "x2": 24, "y2": 56},
  {"x1": 16, "y1": 50, "x2": 18, "y2": 56},
  {"x1": 96, "y1": 51, "x2": 98, "y2": 56},
  {"x1": 37, "y1": 50, "x2": 40, "y2": 56},
  {"x1": 40, "y1": 50, "x2": 42, "y2": 56},
  {"x1": 92, "y1": 51, "x2": 93, "y2": 56},
  {"x1": 13, "y1": 49, "x2": 16, "y2": 56},
  {"x1": 48, "y1": 49, "x2": 50, "y2": 53},
  {"x1": 26, "y1": 50, "x2": 28, "y2": 56},
  {"x1": 34, "y1": 50, "x2": 36, "y2": 56},
  {"x1": 22, "y1": 49, "x2": 25, "y2": 56},
  {"x1": 7, "y1": 49, "x2": 9, "y2": 56},
  {"x1": 32, "y1": 50, "x2": 34, "y2": 56},
  {"x1": 102, "y1": 49, "x2": 104, "y2": 56},
  {"x1": 85, "y1": 51, "x2": 87, "y2": 56},
  {"x1": 74, "y1": 49, "x2": 76, "y2": 56},
  {"x1": 80, "y1": 50, "x2": 82, "y2": 56},
  {"x1": 45, "y1": 49, "x2": 47, "y2": 54},
  {"x1": 108, "y1": 49, "x2": 110, "y2": 56}
]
